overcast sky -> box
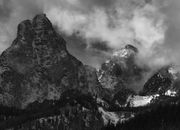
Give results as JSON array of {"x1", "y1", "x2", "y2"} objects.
[{"x1": 0, "y1": 0, "x2": 180, "y2": 68}]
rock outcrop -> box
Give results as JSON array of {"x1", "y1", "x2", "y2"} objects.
[
  {"x1": 97, "y1": 44, "x2": 146, "y2": 105},
  {"x1": 0, "y1": 14, "x2": 102, "y2": 109}
]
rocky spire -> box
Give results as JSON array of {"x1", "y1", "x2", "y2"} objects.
[{"x1": 0, "y1": 14, "x2": 101, "y2": 108}]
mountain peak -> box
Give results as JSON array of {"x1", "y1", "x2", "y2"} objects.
[
  {"x1": 113, "y1": 44, "x2": 138, "y2": 58},
  {"x1": 17, "y1": 14, "x2": 54, "y2": 42},
  {"x1": 32, "y1": 14, "x2": 53, "y2": 30},
  {"x1": 0, "y1": 14, "x2": 103, "y2": 109},
  {"x1": 6, "y1": 14, "x2": 69, "y2": 69},
  {"x1": 125, "y1": 44, "x2": 138, "y2": 53}
]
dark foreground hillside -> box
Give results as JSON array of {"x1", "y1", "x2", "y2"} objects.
[{"x1": 102, "y1": 102, "x2": 180, "y2": 130}]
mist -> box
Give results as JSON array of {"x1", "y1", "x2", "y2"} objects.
[{"x1": 0, "y1": 0, "x2": 180, "y2": 70}]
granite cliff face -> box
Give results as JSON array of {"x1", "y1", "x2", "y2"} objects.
[{"x1": 0, "y1": 14, "x2": 102, "y2": 109}]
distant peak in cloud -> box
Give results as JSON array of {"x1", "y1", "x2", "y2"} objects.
[{"x1": 0, "y1": 0, "x2": 179, "y2": 69}]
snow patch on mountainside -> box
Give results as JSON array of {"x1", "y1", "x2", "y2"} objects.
[
  {"x1": 168, "y1": 67, "x2": 178, "y2": 80},
  {"x1": 113, "y1": 48, "x2": 129, "y2": 58},
  {"x1": 129, "y1": 95, "x2": 159, "y2": 107},
  {"x1": 97, "y1": 98, "x2": 109, "y2": 108},
  {"x1": 98, "y1": 107, "x2": 135, "y2": 126},
  {"x1": 98, "y1": 107, "x2": 120, "y2": 125},
  {"x1": 165, "y1": 90, "x2": 177, "y2": 97}
]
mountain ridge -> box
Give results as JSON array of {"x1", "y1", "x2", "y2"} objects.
[{"x1": 0, "y1": 14, "x2": 179, "y2": 130}]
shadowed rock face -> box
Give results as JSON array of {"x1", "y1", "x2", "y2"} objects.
[
  {"x1": 0, "y1": 14, "x2": 102, "y2": 109},
  {"x1": 97, "y1": 44, "x2": 147, "y2": 104},
  {"x1": 142, "y1": 67, "x2": 173, "y2": 95},
  {"x1": 142, "y1": 66, "x2": 180, "y2": 96},
  {"x1": 98, "y1": 44, "x2": 143, "y2": 90}
]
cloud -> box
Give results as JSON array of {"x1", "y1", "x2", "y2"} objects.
[
  {"x1": 0, "y1": 0, "x2": 179, "y2": 70},
  {"x1": 43, "y1": 0, "x2": 168, "y2": 68}
]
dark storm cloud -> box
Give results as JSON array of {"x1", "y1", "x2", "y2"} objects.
[
  {"x1": 90, "y1": 42, "x2": 112, "y2": 52},
  {"x1": 63, "y1": 34, "x2": 109, "y2": 68}
]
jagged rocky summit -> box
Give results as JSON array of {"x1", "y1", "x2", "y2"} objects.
[
  {"x1": 98, "y1": 44, "x2": 180, "y2": 107},
  {"x1": 97, "y1": 44, "x2": 147, "y2": 105},
  {"x1": 0, "y1": 14, "x2": 105, "y2": 130},
  {"x1": 0, "y1": 14, "x2": 102, "y2": 108}
]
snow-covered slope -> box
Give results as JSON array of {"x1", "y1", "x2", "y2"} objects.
[{"x1": 128, "y1": 95, "x2": 159, "y2": 107}]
